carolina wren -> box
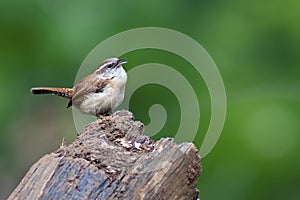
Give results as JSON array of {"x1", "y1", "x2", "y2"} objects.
[{"x1": 31, "y1": 58, "x2": 127, "y2": 117}]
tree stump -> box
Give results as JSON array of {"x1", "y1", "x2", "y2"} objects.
[{"x1": 8, "y1": 110, "x2": 202, "y2": 200}]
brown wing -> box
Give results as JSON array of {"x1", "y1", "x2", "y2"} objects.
[{"x1": 70, "y1": 74, "x2": 110, "y2": 107}]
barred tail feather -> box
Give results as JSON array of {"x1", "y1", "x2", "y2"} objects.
[{"x1": 30, "y1": 87, "x2": 73, "y2": 99}]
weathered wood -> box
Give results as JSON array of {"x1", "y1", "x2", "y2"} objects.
[{"x1": 9, "y1": 110, "x2": 201, "y2": 200}]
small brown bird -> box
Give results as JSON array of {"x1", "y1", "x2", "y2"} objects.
[{"x1": 31, "y1": 58, "x2": 127, "y2": 117}]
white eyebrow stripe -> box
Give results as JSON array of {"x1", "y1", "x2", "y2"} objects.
[{"x1": 96, "y1": 61, "x2": 115, "y2": 72}]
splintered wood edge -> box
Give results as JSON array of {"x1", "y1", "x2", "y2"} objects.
[{"x1": 8, "y1": 154, "x2": 63, "y2": 200}]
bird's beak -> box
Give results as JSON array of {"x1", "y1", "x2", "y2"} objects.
[{"x1": 118, "y1": 58, "x2": 127, "y2": 66}]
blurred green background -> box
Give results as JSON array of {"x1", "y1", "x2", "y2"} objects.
[{"x1": 1, "y1": 0, "x2": 300, "y2": 199}]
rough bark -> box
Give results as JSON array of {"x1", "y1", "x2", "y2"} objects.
[{"x1": 8, "y1": 110, "x2": 202, "y2": 200}]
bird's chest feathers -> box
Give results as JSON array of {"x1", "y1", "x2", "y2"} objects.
[{"x1": 80, "y1": 77, "x2": 126, "y2": 112}]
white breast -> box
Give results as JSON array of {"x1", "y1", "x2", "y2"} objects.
[{"x1": 78, "y1": 67, "x2": 127, "y2": 116}]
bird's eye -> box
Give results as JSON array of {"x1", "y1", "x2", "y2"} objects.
[{"x1": 107, "y1": 63, "x2": 114, "y2": 68}]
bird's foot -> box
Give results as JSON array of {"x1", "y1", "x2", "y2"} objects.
[{"x1": 97, "y1": 112, "x2": 111, "y2": 120}]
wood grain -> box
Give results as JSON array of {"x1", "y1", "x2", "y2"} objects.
[{"x1": 8, "y1": 110, "x2": 201, "y2": 200}]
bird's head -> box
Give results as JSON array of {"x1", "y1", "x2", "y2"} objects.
[{"x1": 95, "y1": 58, "x2": 127, "y2": 77}]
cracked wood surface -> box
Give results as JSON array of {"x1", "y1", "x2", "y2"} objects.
[{"x1": 8, "y1": 110, "x2": 201, "y2": 200}]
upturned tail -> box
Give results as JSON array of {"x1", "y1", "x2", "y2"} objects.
[{"x1": 30, "y1": 87, "x2": 73, "y2": 99}]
